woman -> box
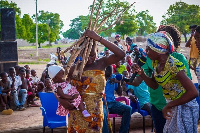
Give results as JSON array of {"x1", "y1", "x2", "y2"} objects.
[
  {"x1": 133, "y1": 31, "x2": 199, "y2": 133},
  {"x1": 58, "y1": 30, "x2": 125, "y2": 133}
]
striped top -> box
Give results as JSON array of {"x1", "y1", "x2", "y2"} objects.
[{"x1": 153, "y1": 56, "x2": 186, "y2": 100}]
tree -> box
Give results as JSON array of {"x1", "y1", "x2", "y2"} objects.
[
  {"x1": 29, "y1": 23, "x2": 49, "y2": 47},
  {"x1": 62, "y1": 15, "x2": 89, "y2": 39},
  {"x1": 22, "y1": 14, "x2": 34, "y2": 42},
  {"x1": 161, "y1": 2, "x2": 200, "y2": 42},
  {"x1": 136, "y1": 10, "x2": 157, "y2": 36},
  {"x1": 115, "y1": 13, "x2": 137, "y2": 37},
  {"x1": 32, "y1": 10, "x2": 64, "y2": 44}
]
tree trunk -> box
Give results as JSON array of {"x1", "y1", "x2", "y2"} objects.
[{"x1": 183, "y1": 33, "x2": 187, "y2": 43}]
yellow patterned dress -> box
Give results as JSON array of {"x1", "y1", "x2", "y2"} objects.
[{"x1": 68, "y1": 70, "x2": 105, "y2": 133}]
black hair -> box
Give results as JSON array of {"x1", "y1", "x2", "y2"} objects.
[
  {"x1": 189, "y1": 25, "x2": 197, "y2": 29},
  {"x1": 105, "y1": 65, "x2": 113, "y2": 79},
  {"x1": 196, "y1": 26, "x2": 200, "y2": 33},
  {"x1": 157, "y1": 25, "x2": 181, "y2": 48},
  {"x1": 25, "y1": 69, "x2": 30, "y2": 73},
  {"x1": 9, "y1": 67, "x2": 15, "y2": 72},
  {"x1": 0, "y1": 72, "x2": 7, "y2": 78},
  {"x1": 19, "y1": 67, "x2": 25, "y2": 72},
  {"x1": 20, "y1": 69, "x2": 26, "y2": 73},
  {"x1": 114, "y1": 41, "x2": 118, "y2": 44}
]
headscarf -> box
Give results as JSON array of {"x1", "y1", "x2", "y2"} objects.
[
  {"x1": 147, "y1": 31, "x2": 174, "y2": 54},
  {"x1": 48, "y1": 65, "x2": 63, "y2": 79}
]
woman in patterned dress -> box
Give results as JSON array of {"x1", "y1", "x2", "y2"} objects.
[
  {"x1": 133, "y1": 31, "x2": 199, "y2": 133},
  {"x1": 58, "y1": 29, "x2": 125, "y2": 133}
]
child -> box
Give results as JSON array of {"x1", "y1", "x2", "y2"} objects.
[
  {"x1": 24, "y1": 65, "x2": 30, "y2": 70},
  {"x1": 31, "y1": 69, "x2": 40, "y2": 85},
  {"x1": 25, "y1": 69, "x2": 39, "y2": 107},
  {"x1": 8, "y1": 67, "x2": 27, "y2": 111},
  {"x1": 48, "y1": 65, "x2": 90, "y2": 117},
  {"x1": 0, "y1": 72, "x2": 12, "y2": 109},
  {"x1": 44, "y1": 78, "x2": 53, "y2": 92}
]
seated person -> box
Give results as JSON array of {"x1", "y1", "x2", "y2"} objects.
[
  {"x1": 127, "y1": 80, "x2": 151, "y2": 115},
  {"x1": 44, "y1": 78, "x2": 53, "y2": 92},
  {"x1": 103, "y1": 65, "x2": 132, "y2": 133},
  {"x1": 0, "y1": 72, "x2": 12, "y2": 109},
  {"x1": 113, "y1": 61, "x2": 127, "y2": 74},
  {"x1": 8, "y1": 67, "x2": 27, "y2": 111}
]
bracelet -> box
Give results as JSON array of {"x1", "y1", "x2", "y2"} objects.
[{"x1": 98, "y1": 37, "x2": 102, "y2": 42}]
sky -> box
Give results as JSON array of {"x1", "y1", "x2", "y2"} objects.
[{"x1": 7, "y1": 0, "x2": 200, "y2": 32}]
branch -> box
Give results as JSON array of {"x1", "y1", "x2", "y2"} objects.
[
  {"x1": 96, "y1": 2, "x2": 136, "y2": 32},
  {"x1": 95, "y1": 6, "x2": 118, "y2": 31},
  {"x1": 88, "y1": 0, "x2": 96, "y2": 30},
  {"x1": 92, "y1": 0, "x2": 104, "y2": 30},
  {"x1": 98, "y1": 16, "x2": 121, "y2": 32}
]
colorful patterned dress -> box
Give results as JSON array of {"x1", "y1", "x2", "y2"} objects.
[
  {"x1": 68, "y1": 70, "x2": 105, "y2": 133},
  {"x1": 153, "y1": 56, "x2": 199, "y2": 133},
  {"x1": 52, "y1": 81, "x2": 82, "y2": 116}
]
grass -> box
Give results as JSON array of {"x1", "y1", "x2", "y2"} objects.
[
  {"x1": 18, "y1": 43, "x2": 73, "y2": 50},
  {"x1": 18, "y1": 62, "x2": 45, "y2": 64}
]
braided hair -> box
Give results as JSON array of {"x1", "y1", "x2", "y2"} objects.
[
  {"x1": 157, "y1": 25, "x2": 181, "y2": 49},
  {"x1": 196, "y1": 26, "x2": 200, "y2": 33}
]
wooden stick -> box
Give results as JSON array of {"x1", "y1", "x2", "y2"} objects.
[
  {"x1": 72, "y1": 39, "x2": 88, "y2": 79},
  {"x1": 88, "y1": 0, "x2": 96, "y2": 30},
  {"x1": 63, "y1": 36, "x2": 85, "y2": 53},
  {"x1": 78, "y1": 39, "x2": 94, "y2": 78},
  {"x1": 92, "y1": 0, "x2": 103, "y2": 30}
]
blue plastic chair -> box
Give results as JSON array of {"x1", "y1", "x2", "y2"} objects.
[
  {"x1": 39, "y1": 92, "x2": 66, "y2": 133},
  {"x1": 130, "y1": 100, "x2": 153, "y2": 133}
]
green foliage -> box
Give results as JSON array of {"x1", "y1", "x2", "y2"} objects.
[
  {"x1": 136, "y1": 10, "x2": 157, "y2": 36},
  {"x1": 32, "y1": 10, "x2": 64, "y2": 42},
  {"x1": 22, "y1": 14, "x2": 34, "y2": 41},
  {"x1": 115, "y1": 13, "x2": 137, "y2": 37},
  {"x1": 161, "y1": 2, "x2": 200, "y2": 42},
  {"x1": 29, "y1": 23, "x2": 49, "y2": 44},
  {"x1": 62, "y1": 15, "x2": 89, "y2": 39},
  {"x1": 15, "y1": 15, "x2": 26, "y2": 39}
]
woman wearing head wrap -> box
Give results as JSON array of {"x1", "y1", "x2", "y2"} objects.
[{"x1": 132, "y1": 31, "x2": 199, "y2": 133}]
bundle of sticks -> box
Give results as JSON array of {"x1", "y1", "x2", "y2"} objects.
[{"x1": 63, "y1": 0, "x2": 135, "y2": 80}]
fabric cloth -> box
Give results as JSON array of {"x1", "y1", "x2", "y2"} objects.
[
  {"x1": 153, "y1": 56, "x2": 186, "y2": 100},
  {"x1": 31, "y1": 76, "x2": 40, "y2": 84},
  {"x1": 68, "y1": 70, "x2": 105, "y2": 133},
  {"x1": 127, "y1": 80, "x2": 150, "y2": 108},
  {"x1": 142, "y1": 57, "x2": 166, "y2": 111},
  {"x1": 52, "y1": 81, "x2": 81, "y2": 116},
  {"x1": 116, "y1": 65, "x2": 127, "y2": 74},
  {"x1": 48, "y1": 65, "x2": 63, "y2": 79},
  {"x1": 130, "y1": 43, "x2": 137, "y2": 51},
  {"x1": 103, "y1": 101, "x2": 132, "y2": 133},
  {"x1": 104, "y1": 74, "x2": 118, "y2": 102},
  {"x1": 147, "y1": 31, "x2": 174, "y2": 54},
  {"x1": 190, "y1": 37, "x2": 199, "y2": 58},
  {"x1": 163, "y1": 99, "x2": 199, "y2": 133}
]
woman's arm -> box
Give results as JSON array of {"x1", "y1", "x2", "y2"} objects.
[
  {"x1": 132, "y1": 64, "x2": 158, "y2": 89},
  {"x1": 83, "y1": 30, "x2": 125, "y2": 66},
  {"x1": 162, "y1": 70, "x2": 198, "y2": 119}
]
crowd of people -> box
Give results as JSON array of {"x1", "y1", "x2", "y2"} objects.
[{"x1": 1, "y1": 25, "x2": 200, "y2": 133}]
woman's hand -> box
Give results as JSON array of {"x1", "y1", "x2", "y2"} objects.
[
  {"x1": 72, "y1": 94, "x2": 79, "y2": 100},
  {"x1": 162, "y1": 104, "x2": 173, "y2": 120},
  {"x1": 58, "y1": 98, "x2": 75, "y2": 110},
  {"x1": 131, "y1": 63, "x2": 144, "y2": 75},
  {"x1": 83, "y1": 29, "x2": 100, "y2": 41}
]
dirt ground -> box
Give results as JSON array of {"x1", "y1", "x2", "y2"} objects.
[{"x1": 0, "y1": 42, "x2": 199, "y2": 133}]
